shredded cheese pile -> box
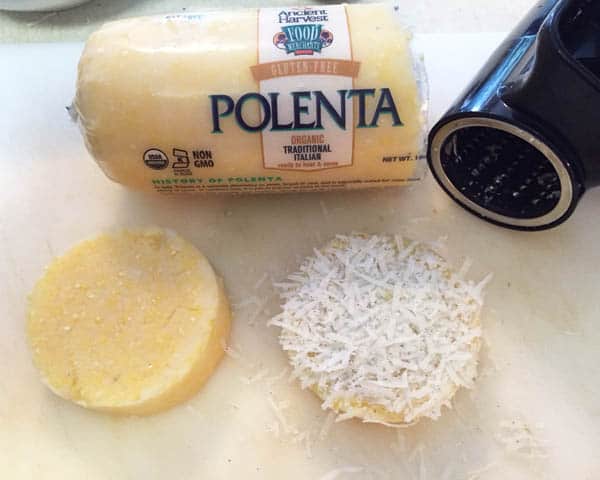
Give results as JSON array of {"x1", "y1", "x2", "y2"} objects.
[{"x1": 269, "y1": 234, "x2": 490, "y2": 424}]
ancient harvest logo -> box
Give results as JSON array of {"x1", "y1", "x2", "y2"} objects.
[{"x1": 273, "y1": 24, "x2": 333, "y2": 56}]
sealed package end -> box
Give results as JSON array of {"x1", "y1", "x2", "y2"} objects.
[{"x1": 74, "y1": 3, "x2": 428, "y2": 194}]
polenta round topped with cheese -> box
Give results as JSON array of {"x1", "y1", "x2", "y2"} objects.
[
  {"x1": 270, "y1": 234, "x2": 490, "y2": 425},
  {"x1": 26, "y1": 227, "x2": 230, "y2": 415}
]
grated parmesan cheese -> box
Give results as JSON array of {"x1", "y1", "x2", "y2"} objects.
[{"x1": 269, "y1": 234, "x2": 490, "y2": 425}]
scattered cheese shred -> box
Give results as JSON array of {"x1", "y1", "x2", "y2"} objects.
[
  {"x1": 265, "y1": 367, "x2": 290, "y2": 387},
  {"x1": 247, "y1": 296, "x2": 271, "y2": 326},
  {"x1": 267, "y1": 394, "x2": 298, "y2": 436},
  {"x1": 233, "y1": 296, "x2": 261, "y2": 309},
  {"x1": 269, "y1": 234, "x2": 489, "y2": 425},
  {"x1": 496, "y1": 419, "x2": 548, "y2": 459},
  {"x1": 318, "y1": 411, "x2": 337, "y2": 440},
  {"x1": 466, "y1": 460, "x2": 500, "y2": 480},
  {"x1": 318, "y1": 466, "x2": 364, "y2": 480},
  {"x1": 320, "y1": 200, "x2": 330, "y2": 218},
  {"x1": 240, "y1": 368, "x2": 270, "y2": 385},
  {"x1": 254, "y1": 273, "x2": 269, "y2": 290},
  {"x1": 392, "y1": 430, "x2": 408, "y2": 454}
]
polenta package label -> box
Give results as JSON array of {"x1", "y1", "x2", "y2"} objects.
[
  {"x1": 257, "y1": 6, "x2": 355, "y2": 171},
  {"x1": 210, "y1": 5, "x2": 404, "y2": 172}
]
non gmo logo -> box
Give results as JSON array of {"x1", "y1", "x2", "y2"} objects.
[{"x1": 273, "y1": 24, "x2": 333, "y2": 56}]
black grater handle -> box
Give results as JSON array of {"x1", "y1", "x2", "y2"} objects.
[
  {"x1": 502, "y1": 0, "x2": 600, "y2": 186},
  {"x1": 426, "y1": 0, "x2": 600, "y2": 230}
]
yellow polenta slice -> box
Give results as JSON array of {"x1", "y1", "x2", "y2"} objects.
[{"x1": 26, "y1": 228, "x2": 230, "y2": 415}]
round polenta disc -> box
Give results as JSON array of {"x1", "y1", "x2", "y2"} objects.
[
  {"x1": 270, "y1": 234, "x2": 490, "y2": 426},
  {"x1": 26, "y1": 227, "x2": 231, "y2": 415}
]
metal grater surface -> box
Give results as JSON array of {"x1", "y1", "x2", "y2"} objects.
[{"x1": 439, "y1": 127, "x2": 562, "y2": 219}]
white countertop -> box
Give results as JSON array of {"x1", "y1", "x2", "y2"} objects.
[
  {"x1": 0, "y1": 0, "x2": 537, "y2": 42},
  {"x1": 2, "y1": 33, "x2": 599, "y2": 479},
  {"x1": 5, "y1": 2, "x2": 599, "y2": 479}
]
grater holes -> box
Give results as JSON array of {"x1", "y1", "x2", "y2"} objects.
[{"x1": 439, "y1": 127, "x2": 561, "y2": 219}]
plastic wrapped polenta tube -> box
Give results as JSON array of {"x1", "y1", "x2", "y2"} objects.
[{"x1": 74, "y1": 3, "x2": 427, "y2": 194}]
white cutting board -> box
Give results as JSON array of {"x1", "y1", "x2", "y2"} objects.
[{"x1": 1, "y1": 35, "x2": 599, "y2": 480}]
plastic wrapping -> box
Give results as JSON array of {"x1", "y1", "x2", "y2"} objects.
[{"x1": 74, "y1": 3, "x2": 428, "y2": 194}]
